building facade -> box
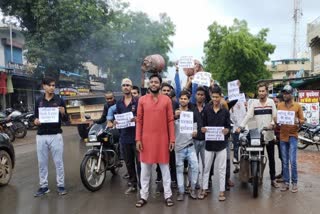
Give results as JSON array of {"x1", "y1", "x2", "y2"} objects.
[{"x1": 307, "y1": 16, "x2": 320, "y2": 75}]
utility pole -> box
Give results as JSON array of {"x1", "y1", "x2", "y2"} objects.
[{"x1": 292, "y1": 0, "x2": 303, "y2": 58}]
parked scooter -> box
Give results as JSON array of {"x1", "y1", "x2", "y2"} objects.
[
  {"x1": 80, "y1": 118, "x2": 121, "y2": 192},
  {"x1": 298, "y1": 123, "x2": 320, "y2": 150},
  {"x1": 239, "y1": 127, "x2": 268, "y2": 198}
]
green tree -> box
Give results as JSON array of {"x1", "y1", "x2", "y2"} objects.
[{"x1": 204, "y1": 19, "x2": 275, "y2": 93}]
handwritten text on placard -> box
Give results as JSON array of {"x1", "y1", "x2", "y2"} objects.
[
  {"x1": 205, "y1": 126, "x2": 225, "y2": 141},
  {"x1": 39, "y1": 107, "x2": 59, "y2": 123},
  {"x1": 277, "y1": 110, "x2": 295, "y2": 125}
]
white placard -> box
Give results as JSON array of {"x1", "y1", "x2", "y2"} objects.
[
  {"x1": 238, "y1": 93, "x2": 246, "y2": 103},
  {"x1": 192, "y1": 71, "x2": 212, "y2": 87},
  {"x1": 277, "y1": 110, "x2": 295, "y2": 125},
  {"x1": 205, "y1": 126, "x2": 225, "y2": 141},
  {"x1": 39, "y1": 107, "x2": 59, "y2": 123},
  {"x1": 178, "y1": 56, "x2": 194, "y2": 68},
  {"x1": 114, "y1": 112, "x2": 135, "y2": 129},
  {"x1": 180, "y1": 111, "x2": 194, "y2": 134},
  {"x1": 228, "y1": 80, "x2": 240, "y2": 101}
]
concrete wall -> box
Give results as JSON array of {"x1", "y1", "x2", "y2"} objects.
[{"x1": 307, "y1": 17, "x2": 320, "y2": 75}]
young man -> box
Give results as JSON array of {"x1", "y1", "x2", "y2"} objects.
[
  {"x1": 238, "y1": 82, "x2": 279, "y2": 188},
  {"x1": 174, "y1": 90, "x2": 198, "y2": 201},
  {"x1": 131, "y1": 85, "x2": 140, "y2": 98},
  {"x1": 277, "y1": 85, "x2": 304, "y2": 193},
  {"x1": 135, "y1": 74, "x2": 175, "y2": 208},
  {"x1": 199, "y1": 86, "x2": 230, "y2": 201},
  {"x1": 33, "y1": 77, "x2": 68, "y2": 197},
  {"x1": 95, "y1": 91, "x2": 116, "y2": 124},
  {"x1": 115, "y1": 78, "x2": 140, "y2": 195}
]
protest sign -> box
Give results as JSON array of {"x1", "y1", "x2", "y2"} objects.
[
  {"x1": 277, "y1": 110, "x2": 295, "y2": 125},
  {"x1": 180, "y1": 111, "x2": 194, "y2": 134},
  {"x1": 228, "y1": 80, "x2": 240, "y2": 101},
  {"x1": 114, "y1": 112, "x2": 135, "y2": 129},
  {"x1": 205, "y1": 126, "x2": 225, "y2": 141},
  {"x1": 178, "y1": 56, "x2": 194, "y2": 68},
  {"x1": 192, "y1": 71, "x2": 211, "y2": 87},
  {"x1": 39, "y1": 107, "x2": 59, "y2": 123}
]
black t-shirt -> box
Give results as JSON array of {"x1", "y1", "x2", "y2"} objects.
[{"x1": 203, "y1": 104, "x2": 231, "y2": 152}]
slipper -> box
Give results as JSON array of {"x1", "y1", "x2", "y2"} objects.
[
  {"x1": 165, "y1": 197, "x2": 174, "y2": 207},
  {"x1": 135, "y1": 199, "x2": 147, "y2": 208},
  {"x1": 219, "y1": 193, "x2": 226, "y2": 201}
]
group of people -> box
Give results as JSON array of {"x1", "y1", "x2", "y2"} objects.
[{"x1": 32, "y1": 65, "x2": 304, "y2": 209}]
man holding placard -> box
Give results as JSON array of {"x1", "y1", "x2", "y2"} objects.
[
  {"x1": 199, "y1": 86, "x2": 230, "y2": 201},
  {"x1": 33, "y1": 77, "x2": 68, "y2": 197},
  {"x1": 115, "y1": 78, "x2": 140, "y2": 195},
  {"x1": 277, "y1": 85, "x2": 304, "y2": 193},
  {"x1": 174, "y1": 91, "x2": 198, "y2": 201}
]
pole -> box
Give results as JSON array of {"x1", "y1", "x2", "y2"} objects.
[{"x1": 9, "y1": 23, "x2": 13, "y2": 63}]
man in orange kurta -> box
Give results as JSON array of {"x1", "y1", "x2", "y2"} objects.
[{"x1": 135, "y1": 74, "x2": 175, "y2": 207}]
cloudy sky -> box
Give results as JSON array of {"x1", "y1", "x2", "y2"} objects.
[{"x1": 129, "y1": 0, "x2": 319, "y2": 63}]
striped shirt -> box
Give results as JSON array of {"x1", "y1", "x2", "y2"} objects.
[{"x1": 240, "y1": 98, "x2": 277, "y2": 142}]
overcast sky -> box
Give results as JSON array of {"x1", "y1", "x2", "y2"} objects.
[{"x1": 129, "y1": 0, "x2": 319, "y2": 63}]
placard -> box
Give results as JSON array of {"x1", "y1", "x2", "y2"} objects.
[
  {"x1": 228, "y1": 80, "x2": 240, "y2": 101},
  {"x1": 114, "y1": 112, "x2": 135, "y2": 129},
  {"x1": 300, "y1": 103, "x2": 319, "y2": 125},
  {"x1": 39, "y1": 107, "x2": 59, "y2": 123},
  {"x1": 277, "y1": 110, "x2": 295, "y2": 125},
  {"x1": 180, "y1": 111, "x2": 194, "y2": 134},
  {"x1": 192, "y1": 71, "x2": 212, "y2": 87},
  {"x1": 205, "y1": 126, "x2": 225, "y2": 141},
  {"x1": 178, "y1": 56, "x2": 194, "y2": 68}
]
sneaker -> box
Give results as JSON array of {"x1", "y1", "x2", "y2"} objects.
[
  {"x1": 34, "y1": 187, "x2": 50, "y2": 197},
  {"x1": 291, "y1": 184, "x2": 298, "y2": 193},
  {"x1": 189, "y1": 190, "x2": 197, "y2": 199},
  {"x1": 57, "y1": 187, "x2": 68, "y2": 196},
  {"x1": 271, "y1": 180, "x2": 280, "y2": 188},
  {"x1": 280, "y1": 183, "x2": 289, "y2": 192},
  {"x1": 177, "y1": 192, "x2": 184, "y2": 201},
  {"x1": 125, "y1": 186, "x2": 137, "y2": 195}
]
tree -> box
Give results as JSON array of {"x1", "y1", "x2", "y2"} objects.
[{"x1": 203, "y1": 19, "x2": 275, "y2": 93}]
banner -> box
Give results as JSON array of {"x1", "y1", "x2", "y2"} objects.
[
  {"x1": 39, "y1": 107, "x2": 59, "y2": 123},
  {"x1": 114, "y1": 112, "x2": 135, "y2": 129},
  {"x1": 192, "y1": 71, "x2": 211, "y2": 87},
  {"x1": 205, "y1": 126, "x2": 225, "y2": 141},
  {"x1": 298, "y1": 90, "x2": 319, "y2": 103},
  {"x1": 300, "y1": 103, "x2": 319, "y2": 125},
  {"x1": 179, "y1": 111, "x2": 194, "y2": 134}
]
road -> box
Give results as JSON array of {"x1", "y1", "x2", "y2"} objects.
[{"x1": 1, "y1": 126, "x2": 320, "y2": 214}]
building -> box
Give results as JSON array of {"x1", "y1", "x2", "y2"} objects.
[
  {"x1": 307, "y1": 16, "x2": 320, "y2": 75},
  {"x1": 0, "y1": 23, "x2": 37, "y2": 111},
  {"x1": 268, "y1": 58, "x2": 311, "y2": 79}
]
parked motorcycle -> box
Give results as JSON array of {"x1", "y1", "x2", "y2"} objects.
[
  {"x1": 298, "y1": 123, "x2": 320, "y2": 150},
  {"x1": 4, "y1": 109, "x2": 27, "y2": 139},
  {"x1": 239, "y1": 127, "x2": 268, "y2": 198},
  {"x1": 80, "y1": 122, "x2": 121, "y2": 192},
  {"x1": 0, "y1": 119, "x2": 15, "y2": 142}
]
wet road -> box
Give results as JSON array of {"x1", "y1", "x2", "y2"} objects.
[{"x1": 1, "y1": 126, "x2": 320, "y2": 214}]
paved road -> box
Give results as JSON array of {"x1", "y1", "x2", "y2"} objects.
[{"x1": 1, "y1": 126, "x2": 320, "y2": 214}]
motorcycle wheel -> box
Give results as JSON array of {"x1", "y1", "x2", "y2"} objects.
[
  {"x1": 0, "y1": 150, "x2": 13, "y2": 186},
  {"x1": 4, "y1": 128, "x2": 15, "y2": 143},
  {"x1": 80, "y1": 155, "x2": 106, "y2": 192},
  {"x1": 13, "y1": 121, "x2": 27, "y2": 138},
  {"x1": 298, "y1": 131, "x2": 309, "y2": 150},
  {"x1": 251, "y1": 161, "x2": 259, "y2": 198},
  {"x1": 77, "y1": 124, "x2": 89, "y2": 139}
]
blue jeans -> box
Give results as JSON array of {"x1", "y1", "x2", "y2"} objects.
[
  {"x1": 280, "y1": 137, "x2": 298, "y2": 184},
  {"x1": 232, "y1": 133, "x2": 240, "y2": 161},
  {"x1": 175, "y1": 145, "x2": 199, "y2": 193}
]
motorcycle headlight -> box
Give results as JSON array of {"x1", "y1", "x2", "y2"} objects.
[
  {"x1": 251, "y1": 139, "x2": 261, "y2": 146},
  {"x1": 88, "y1": 135, "x2": 97, "y2": 142}
]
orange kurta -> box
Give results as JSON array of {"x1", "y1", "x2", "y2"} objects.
[{"x1": 136, "y1": 94, "x2": 175, "y2": 164}]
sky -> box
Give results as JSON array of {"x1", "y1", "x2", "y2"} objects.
[{"x1": 129, "y1": 0, "x2": 319, "y2": 63}]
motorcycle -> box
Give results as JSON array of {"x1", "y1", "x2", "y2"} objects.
[
  {"x1": 80, "y1": 122, "x2": 121, "y2": 192},
  {"x1": 239, "y1": 127, "x2": 268, "y2": 198},
  {"x1": 3, "y1": 109, "x2": 27, "y2": 139},
  {"x1": 0, "y1": 119, "x2": 15, "y2": 142},
  {"x1": 298, "y1": 123, "x2": 320, "y2": 150}
]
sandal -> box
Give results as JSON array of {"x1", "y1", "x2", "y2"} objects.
[
  {"x1": 165, "y1": 197, "x2": 174, "y2": 207},
  {"x1": 135, "y1": 198, "x2": 147, "y2": 208},
  {"x1": 197, "y1": 189, "x2": 207, "y2": 200},
  {"x1": 219, "y1": 193, "x2": 226, "y2": 201}
]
